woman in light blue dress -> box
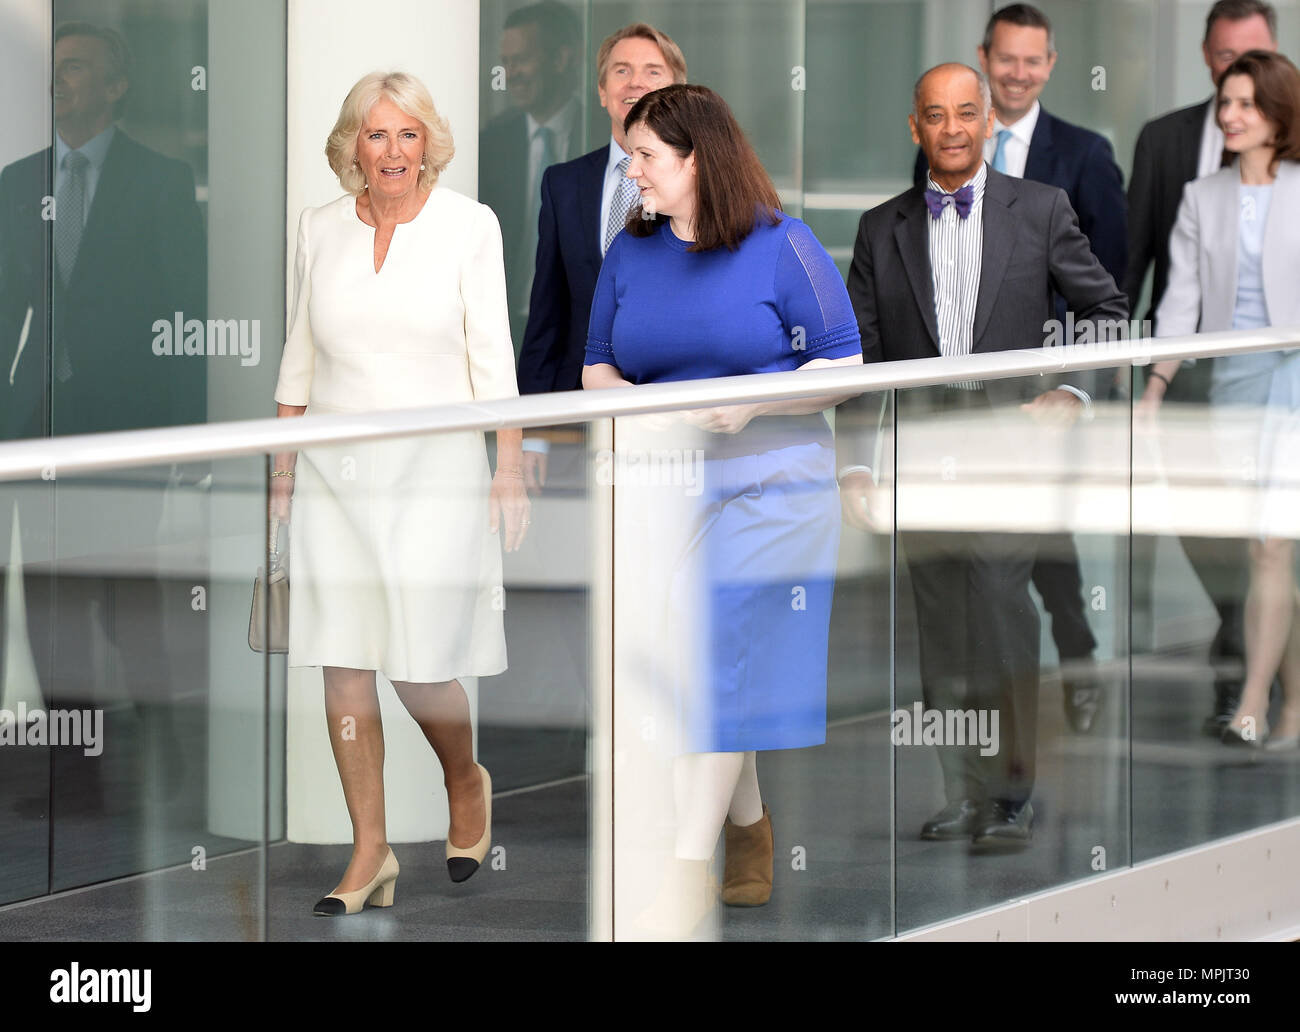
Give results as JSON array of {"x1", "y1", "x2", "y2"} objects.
[{"x1": 1144, "y1": 50, "x2": 1300, "y2": 748}]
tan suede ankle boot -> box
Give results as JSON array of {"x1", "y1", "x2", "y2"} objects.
[{"x1": 722, "y1": 804, "x2": 773, "y2": 906}]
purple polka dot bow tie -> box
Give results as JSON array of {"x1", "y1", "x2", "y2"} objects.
[{"x1": 924, "y1": 183, "x2": 974, "y2": 219}]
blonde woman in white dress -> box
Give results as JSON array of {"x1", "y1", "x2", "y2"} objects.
[{"x1": 270, "y1": 72, "x2": 529, "y2": 915}]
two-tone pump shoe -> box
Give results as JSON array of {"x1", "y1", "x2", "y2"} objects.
[
  {"x1": 313, "y1": 846, "x2": 399, "y2": 916},
  {"x1": 446, "y1": 762, "x2": 492, "y2": 883}
]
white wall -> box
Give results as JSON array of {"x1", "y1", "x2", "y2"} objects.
[
  {"x1": 282, "y1": 0, "x2": 482, "y2": 844},
  {"x1": 0, "y1": 0, "x2": 51, "y2": 169}
]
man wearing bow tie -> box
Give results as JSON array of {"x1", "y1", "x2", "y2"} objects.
[{"x1": 839, "y1": 63, "x2": 1127, "y2": 849}]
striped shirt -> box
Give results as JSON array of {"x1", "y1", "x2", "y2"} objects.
[{"x1": 926, "y1": 162, "x2": 986, "y2": 362}]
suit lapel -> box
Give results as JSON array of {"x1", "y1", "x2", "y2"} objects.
[
  {"x1": 973, "y1": 169, "x2": 1017, "y2": 348},
  {"x1": 892, "y1": 192, "x2": 939, "y2": 350},
  {"x1": 67, "y1": 132, "x2": 130, "y2": 296},
  {"x1": 580, "y1": 145, "x2": 608, "y2": 265},
  {"x1": 1023, "y1": 108, "x2": 1053, "y2": 183}
]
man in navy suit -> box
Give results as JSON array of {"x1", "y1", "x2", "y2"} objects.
[
  {"x1": 516, "y1": 22, "x2": 687, "y2": 489},
  {"x1": 913, "y1": 4, "x2": 1126, "y2": 735}
]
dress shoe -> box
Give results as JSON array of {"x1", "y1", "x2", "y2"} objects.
[
  {"x1": 722, "y1": 804, "x2": 773, "y2": 907},
  {"x1": 446, "y1": 762, "x2": 492, "y2": 883},
  {"x1": 920, "y1": 798, "x2": 982, "y2": 841},
  {"x1": 1264, "y1": 733, "x2": 1300, "y2": 752},
  {"x1": 1203, "y1": 682, "x2": 1243, "y2": 737},
  {"x1": 313, "y1": 846, "x2": 399, "y2": 916},
  {"x1": 1221, "y1": 716, "x2": 1267, "y2": 748},
  {"x1": 1063, "y1": 681, "x2": 1102, "y2": 734},
  {"x1": 971, "y1": 800, "x2": 1033, "y2": 849}
]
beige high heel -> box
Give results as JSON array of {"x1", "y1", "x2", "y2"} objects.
[
  {"x1": 313, "y1": 846, "x2": 399, "y2": 916},
  {"x1": 446, "y1": 763, "x2": 492, "y2": 883}
]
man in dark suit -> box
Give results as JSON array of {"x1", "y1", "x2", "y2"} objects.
[
  {"x1": 841, "y1": 63, "x2": 1127, "y2": 847},
  {"x1": 1124, "y1": 0, "x2": 1277, "y2": 734},
  {"x1": 0, "y1": 23, "x2": 205, "y2": 438},
  {"x1": 914, "y1": 3, "x2": 1127, "y2": 734},
  {"x1": 478, "y1": 1, "x2": 582, "y2": 353},
  {"x1": 515, "y1": 21, "x2": 687, "y2": 488}
]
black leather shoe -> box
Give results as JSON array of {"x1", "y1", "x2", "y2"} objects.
[
  {"x1": 920, "y1": 798, "x2": 982, "y2": 840},
  {"x1": 1203, "y1": 682, "x2": 1243, "y2": 737},
  {"x1": 1063, "y1": 681, "x2": 1102, "y2": 734},
  {"x1": 971, "y1": 800, "x2": 1033, "y2": 849}
]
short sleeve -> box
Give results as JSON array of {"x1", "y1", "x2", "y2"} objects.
[
  {"x1": 462, "y1": 203, "x2": 520, "y2": 402},
  {"x1": 584, "y1": 233, "x2": 621, "y2": 366},
  {"x1": 273, "y1": 207, "x2": 314, "y2": 405},
  {"x1": 774, "y1": 220, "x2": 862, "y2": 363}
]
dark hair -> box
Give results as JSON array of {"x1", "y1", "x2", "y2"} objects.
[
  {"x1": 622, "y1": 84, "x2": 779, "y2": 252},
  {"x1": 981, "y1": 3, "x2": 1054, "y2": 55},
  {"x1": 503, "y1": 1, "x2": 581, "y2": 52},
  {"x1": 1216, "y1": 49, "x2": 1300, "y2": 170},
  {"x1": 54, "y1": 21, "x2": 132, "y2": 119},
  {"x1": 1204, "y1": 0, "x2": 1277, "y2": 44}
]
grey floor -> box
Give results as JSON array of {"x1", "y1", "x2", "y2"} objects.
[{"x1": 4, "y1": 579, "x2": 1300, "y2": 940}]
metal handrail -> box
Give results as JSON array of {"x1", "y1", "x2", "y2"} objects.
[{"x1": 0, "y1": 327, "x2": 1295, "y2": 481}]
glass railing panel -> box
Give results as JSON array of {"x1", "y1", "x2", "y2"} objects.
[
  {"x1": 263, "y1": 421, "x2": 597, "y2": 941},
  {"x1": 1131, "y1": 343, "x2": 1300, "y2": 861},
  {"x1": 0, "y1": 453, "x2": 271, "y2": 938},
  {"x1": 891, "y1": 364, "x2": 1132, "y2": 931},
  {"x1": 608, "y1": 389, "x2": 892, "y2": 941}
]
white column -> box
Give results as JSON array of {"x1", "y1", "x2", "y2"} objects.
[{"x1": 282, "y1": 0, "x2": 482, "y2": 843}]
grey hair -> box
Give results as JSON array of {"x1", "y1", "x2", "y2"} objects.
[{"x1": 912, "y1": 63, "x2": 992, "y2": 120}]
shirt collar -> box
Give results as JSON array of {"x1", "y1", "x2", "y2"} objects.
[
  {"x1": 993, "y1": 100, "x2": 1040, "y2": 147},
  {"x1": 526, "y1": 96, "x2": 579, "y2": 142},
  {"x1": 56, "y1": 125, "x2": 115, "y2": 171},
  {"x1": 926, "y1": 161, "x2": 987, "y2": 204},
  {"x1": 606, "y1": 134, "x2": 631, "y2": 174}
]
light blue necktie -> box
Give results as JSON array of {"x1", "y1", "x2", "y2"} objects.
[{"x1": 992, "y1": 128, "x2": 1012, "y2": 173}]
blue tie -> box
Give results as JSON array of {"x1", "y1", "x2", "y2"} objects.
[{"x1": 992, "y1": 128, "x2": 1012, "y2": 173}]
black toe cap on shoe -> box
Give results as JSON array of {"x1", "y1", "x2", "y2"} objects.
[
  {"x1": 447, "y1": 857, "x2": 480, "y2": 883},
  {"x1": 313, "y1": 896, "x2": 346, "y2": 916}
]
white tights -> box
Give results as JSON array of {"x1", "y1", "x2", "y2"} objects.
[{"x1": 672, "y1": 750, "x2": 764, "y2": 860}]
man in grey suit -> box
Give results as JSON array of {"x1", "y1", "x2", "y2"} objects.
[{"x1": 840, "y1": 63, "x2": 1127, "y2": 847}]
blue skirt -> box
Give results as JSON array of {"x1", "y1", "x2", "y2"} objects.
[{"x1": 659, "y1": 435, "x2": 841, "y2": 753}]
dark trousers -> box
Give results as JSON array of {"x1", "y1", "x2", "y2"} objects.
[
  {"x1": 903, "y1": 528, "x2": 1041, "y2": 806},
  {"x1": 1033, "y1": 534, "x2": 1099, "y2": 664}
]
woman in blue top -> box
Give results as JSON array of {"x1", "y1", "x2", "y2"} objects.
[
  {"x1": 1143, "y1": 50, "x2": 1300, "y2": 750},
  {"x1": 584, "y1": 84, "x2": 862, "y2": 932}
]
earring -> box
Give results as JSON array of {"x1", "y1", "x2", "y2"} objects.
[{"x1": 420, "y1": 155, "x2": 427, "y2": 170}]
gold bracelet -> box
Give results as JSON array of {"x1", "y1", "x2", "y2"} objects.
[
  {"x1": 271, "y1": 470, "x2": 295, "y2": 478},
  {"x1": 496, "y1": 465, "x2": 523, "y2": 477}
]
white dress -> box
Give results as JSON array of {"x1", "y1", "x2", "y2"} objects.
[{"x1": 273, "y1": 187, "x2": 518, "y2": 681}]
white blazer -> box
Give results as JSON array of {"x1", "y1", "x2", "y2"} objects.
[{"x1": 1156, "y1": 159, "x2": 1300, "y2": 336}]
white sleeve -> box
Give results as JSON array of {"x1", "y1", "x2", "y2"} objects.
[
  {"x1": 462, "y1": 203, "x2": 519, "y2": 402},
  {"x1": 273, "y1": 207, "x2": 314, "y2": 405}
]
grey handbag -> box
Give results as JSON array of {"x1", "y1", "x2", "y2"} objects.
[{"x1": 248, "y1": 517, "x2": 289, "y2": 654}]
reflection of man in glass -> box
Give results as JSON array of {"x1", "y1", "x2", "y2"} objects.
[
  {"x1": 0, "y1": 21, "x2": 205, "y2": 439},
  {"x1": 0, "y1": 23, "x2": 203, "y2": 823},
  {"x1": 478, "y1": 1, "x2": 582, "y2": 351}
]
